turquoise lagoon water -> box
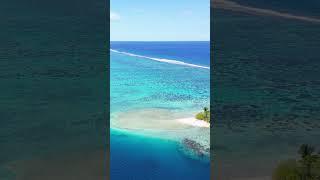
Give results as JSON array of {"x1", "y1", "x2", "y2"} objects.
[{"x1": 110, "y1": 42, "x2": 210, "y2": 179}]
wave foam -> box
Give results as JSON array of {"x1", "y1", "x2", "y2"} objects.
[{"x1": 110, "y1": 49, "x2": 210, "y2": 69}]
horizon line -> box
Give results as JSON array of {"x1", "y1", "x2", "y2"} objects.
[{"x1": 110, "y1": 40, "x2": 210, "y2": 42}]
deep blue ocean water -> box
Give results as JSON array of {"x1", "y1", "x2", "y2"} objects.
[
  {"x1": 110, "y1": 130, "x2": 210, "y2": 180},
  {"x1": 110, "y1": 41, "x2": 210, "y2": 180},
  {"x1": 111, "y1": 41, "x2": 210, "y2": 66}
]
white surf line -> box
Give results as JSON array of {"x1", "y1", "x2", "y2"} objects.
[
  {"x1": 110, "y1": 49, "x2": 210, "y2": 69},
  {"x1": 213, "y1": 0, "x2": 320, "y2": 24}
]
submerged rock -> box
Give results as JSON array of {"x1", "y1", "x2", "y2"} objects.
[{"x1": 179, "y1": 138, "x2": 210, "y2": 162}]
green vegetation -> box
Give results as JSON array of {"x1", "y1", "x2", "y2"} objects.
[
  {"x1": 273, "y1": 160, "x2": 300, "y2": 180},
  {"x1": 273, "y1": 144, "x2": 320, "y2": 180},
  {"x1": 195, "y1": 107, "x2": 210, "y2": 123}
]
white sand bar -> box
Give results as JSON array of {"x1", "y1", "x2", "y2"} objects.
[
  {"x1": 111, "y1": 108, "x2": 209, "y2": 131},
  {"x1": 177, "y1": 117, "x2": 210, "y2": 128}
]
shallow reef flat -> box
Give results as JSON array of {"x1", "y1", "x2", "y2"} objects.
[{"x1": 111, "y1": 108, "x2": 191, "y2": 130}]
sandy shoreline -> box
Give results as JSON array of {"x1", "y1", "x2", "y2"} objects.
[
  {"x1": 111, "y1": 109, "x2": 209, "y2": 131},
  {"x1": 177, "y1": 117, "x2": 210, "y2": 128}
]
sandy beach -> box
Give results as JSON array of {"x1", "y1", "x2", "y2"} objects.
[
  {"x1": 177, "y1": 117, "x2": 210, "y2": 128},
  {"x1": 111, "y1": 108, "x2": 209, "y2": 131}
]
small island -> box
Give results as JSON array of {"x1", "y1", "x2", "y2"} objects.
[
  {"x1": 176, "y1": 107, "x2": 210, "y2": 128},
  {"x1": 195, "y1": 107, "x2": 210, "y2": 123}
]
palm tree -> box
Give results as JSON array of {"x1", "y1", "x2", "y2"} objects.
[
  {"x1": 273, "y1": 145, "x2": 320, "y2": 180},
  {"x1": 299, "y1": 144, "x2": 315, "y2": 159},
  {"x1": 203, "y1": 107, "x2": 209, "y2": 122},
  {"x1": 298, "y1": 144, "x2": 317, "y2": 179}
]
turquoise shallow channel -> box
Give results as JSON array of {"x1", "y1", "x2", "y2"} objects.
[{"x1": 110, "y1": 41, "x2": 210, "y2": 179}]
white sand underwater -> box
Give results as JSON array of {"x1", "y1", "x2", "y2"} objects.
[
  {"x1": 112, "y1": 108, "x2": 209, "y2": 131},
  {"x1": 111, "y1": 108, "x2": 210, "y2": 159}
]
